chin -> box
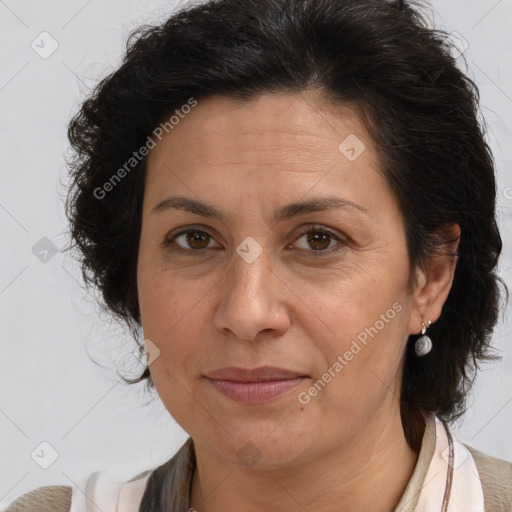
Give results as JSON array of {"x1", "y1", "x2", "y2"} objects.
[{"x1": 206, "y1": 420, "x2": 316, "y2": 470}]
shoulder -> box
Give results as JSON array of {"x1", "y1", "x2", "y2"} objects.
[
  {"x1": 4, "y1": 485, "x2": 73, "y2": 512},
  {"x1": 4, "y1": 468, "x2": 154, "y2": 512},
  {"x1": 3, "y1": 445, "x2": 190, "y2": 512},
  {"x1": 464, "y1": 443, "x2": 512, "y2": 511}
]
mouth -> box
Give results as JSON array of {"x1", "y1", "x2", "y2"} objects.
[{"x1": 204, "y1": 366, "x2": 309, "y2": 404}]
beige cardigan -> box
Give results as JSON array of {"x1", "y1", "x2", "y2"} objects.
[{"x1": 5, "y1": 422, "x2": 512, "y2": 511}]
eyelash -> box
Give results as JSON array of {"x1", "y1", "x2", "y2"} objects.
[{"x1": 162, "y1": 224, "x2": 347, "y2": 257}]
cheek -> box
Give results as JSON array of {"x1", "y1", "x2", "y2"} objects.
[
  {"x1": 137, "y1": 266, "x2": 184, "y2": 370},
  {"x1": 137, "y1": 234, "x2": 206, "y2": 338},
  {"x1": 138, "y1": 274, "x2": 209, "y2": 423},
  {"x1": 295, "y1": 265, "x2": 410, "y2": 401},
  {"x1": 138, "y1": 275, "x2": 202, "y2": 357}
]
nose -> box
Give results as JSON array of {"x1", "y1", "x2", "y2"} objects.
[{"x1": 213, "y1": 250, "x2": 291, "y2": 342}]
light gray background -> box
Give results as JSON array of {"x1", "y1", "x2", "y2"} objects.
[{"x1": 1, "y1": 0, "x2": 511, "y2": 508}]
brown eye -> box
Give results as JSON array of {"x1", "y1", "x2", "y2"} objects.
[
  {"x1": 184, "y1": 230, "x2": 211, "y2": 250},
  {"x1": 164, "y1": 228, "x2": 221, "y2": 254},
  {"x1": 306, "y1": 231, "x2": 332, "y2": 251},
  {"x1": 291, "y1": 225, "x2": 347, "y2": 256}
]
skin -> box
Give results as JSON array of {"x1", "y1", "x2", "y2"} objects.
[{"x1": 137, "y1": 91, "x2": 460, "y2": 512}]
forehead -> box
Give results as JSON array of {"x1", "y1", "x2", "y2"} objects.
[
  {"x1": 144, "y1": 92, "x2": 388, "y2": 216},
  {"x1": 149, "y1": 92, "x2": 372, "y2": 163}
]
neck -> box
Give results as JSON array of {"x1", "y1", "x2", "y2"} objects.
[{"x1": 189, "y1": 405, "x2": 423, "y2": 512}]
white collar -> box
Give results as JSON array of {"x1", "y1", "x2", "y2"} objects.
[
  {"x1": 397, "y1": 414, "x2": 485, "y2": 511},
  {"x1": 69, "y1": 414, "x2": 485, "y2": 512}
]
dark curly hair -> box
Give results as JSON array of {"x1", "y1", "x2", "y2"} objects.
[{"x1": 65, "y1": 0, "x2": 507, "y2": 455}]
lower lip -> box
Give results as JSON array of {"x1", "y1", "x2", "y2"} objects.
[{"x1": 206, "y1": 377, "x2": 308, "y2": 404}]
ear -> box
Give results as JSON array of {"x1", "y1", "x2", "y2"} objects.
[{"x1": 408, "y1": 223, "x2": 461, "y2": 335}]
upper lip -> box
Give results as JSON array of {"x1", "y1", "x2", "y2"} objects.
[{"x1": 205, "y1": 366, "x2": 308, "y2": 382}]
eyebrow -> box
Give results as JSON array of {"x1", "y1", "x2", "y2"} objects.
[{"x1": 151, "y1": 195, "x2": 370, "y2": 223}]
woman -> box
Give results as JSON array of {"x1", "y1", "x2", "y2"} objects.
[{"x1": 6, "y1": 0, "x2": 512, "y2": 510}]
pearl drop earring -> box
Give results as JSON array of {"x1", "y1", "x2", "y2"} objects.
[{"x1": 415, "y1": 320, "x2": 432, "y2": 356}]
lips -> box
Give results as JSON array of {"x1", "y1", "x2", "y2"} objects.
[
  {"x1": 205, "y1": 366, "x2": 308, "y2": 382},
  {"x1": 204, "y1": 366, "x2": 309, "y2": 404}
]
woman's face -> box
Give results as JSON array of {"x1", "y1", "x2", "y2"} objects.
[{"x1": 137, "y1": 92, "x2": 422, "y2": 468}]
